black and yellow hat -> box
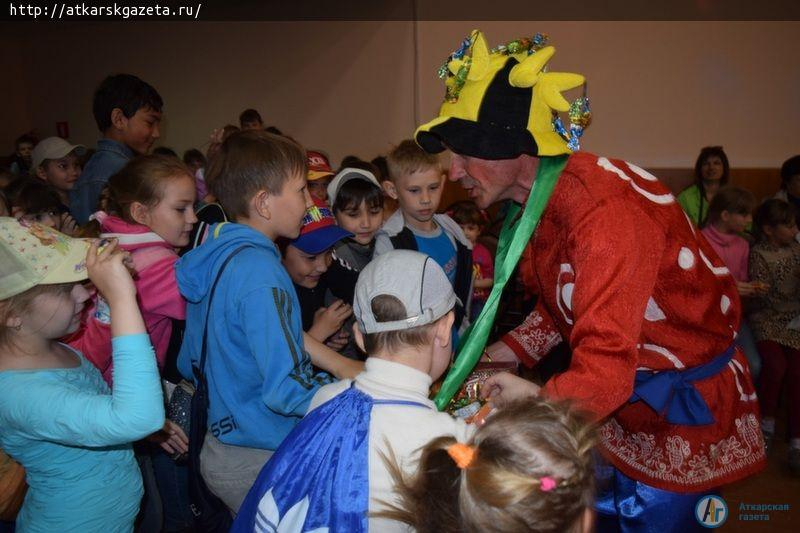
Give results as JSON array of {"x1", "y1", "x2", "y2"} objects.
[{"x1": 415, "y1": 30, "x2": 590, "y2": 160}]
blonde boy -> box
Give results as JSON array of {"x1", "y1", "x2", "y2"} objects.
[{"x1": 375, "y1": 139, "x2": 473, "y2": 329}]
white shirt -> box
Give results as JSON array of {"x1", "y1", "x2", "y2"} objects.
[{"x1": 308, "y1": 357, "x2": 474, "y2": 533}]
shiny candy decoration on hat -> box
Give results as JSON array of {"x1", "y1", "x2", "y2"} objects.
[
  {"x1": 417, "y1": 29, "x2": 590, "y2": 157},
  {"x1": 552, "y1": 95, "x2": 592, "y2": 152},
  {"x1": 439, "y1": 31, "x2": 553, "y2": 104}
]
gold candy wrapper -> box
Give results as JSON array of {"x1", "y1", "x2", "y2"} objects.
[{"x1": 435, "y1": 362, "x2": 517, "y2": 418}]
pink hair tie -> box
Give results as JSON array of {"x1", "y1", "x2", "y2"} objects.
[{"x1": 539, "y1": 476, "x2": 557, "y2": 491}]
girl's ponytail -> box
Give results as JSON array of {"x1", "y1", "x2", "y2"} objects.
[
  {"x1": 377, "y1": 435, "x2": 464, "y2": 533},
  {"x1": 380, "y1": 397, "x2": 597, "y2": 533}
]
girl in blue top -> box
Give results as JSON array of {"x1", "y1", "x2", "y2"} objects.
[{"x1": 0, "y1": 218, "x2": 165, "y2": 532}]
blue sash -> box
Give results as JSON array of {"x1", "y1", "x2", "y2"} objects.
[
  {"x1": 232, "y1": 384, "x2": 429, "y2": 533},
  {"x1": 628, "y1": 345, "x2": 735, "y2": 426}
]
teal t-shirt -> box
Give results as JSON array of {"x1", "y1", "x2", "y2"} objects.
[{"x1": 0, "y1": 334, "x2": 164, "y2": 532}]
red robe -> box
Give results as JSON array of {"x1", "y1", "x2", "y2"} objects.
[{"x1": 501, "y1": 152, "x2": 765, "y2": 492}]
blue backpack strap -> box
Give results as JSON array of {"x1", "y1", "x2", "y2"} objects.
[
  {"x1": 350, "y1": 380, "x2": 431, "y2": 409},
  {"x1": 372, "y1": 398, "x2": 430, "y2": 409}
]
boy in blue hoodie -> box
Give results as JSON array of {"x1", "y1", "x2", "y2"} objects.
[{"x1": 176, "y1": 130, "x2": 334, "y2": 513}]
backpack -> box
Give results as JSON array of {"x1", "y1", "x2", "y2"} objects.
[{"x1": 232, "y1": 384, "x2": 428, "y2": 533}]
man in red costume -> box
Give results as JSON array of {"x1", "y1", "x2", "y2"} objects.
[{"x1": 415, "y1": 30, "x2": 765, "y2": 531}]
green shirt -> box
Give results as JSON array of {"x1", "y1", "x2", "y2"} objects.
[{"x1": 677, "y1": 184, "x2": 708, "y2": 227}]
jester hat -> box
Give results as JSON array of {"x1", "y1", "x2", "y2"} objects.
[{"x1": 415, "y1": 30, "x2": 590, "y2": 160}]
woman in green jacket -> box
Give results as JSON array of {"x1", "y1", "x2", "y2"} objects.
[{"x1": 678, "y1": 146, "x2": 730, "y2": 227}]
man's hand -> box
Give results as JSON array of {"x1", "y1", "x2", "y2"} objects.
[
  {"x1": 480, "y1": 341, "x2": 520, "y2": 363},
  {"x1": 480, "y1": 372, "x2": 540, "y2": 407}
]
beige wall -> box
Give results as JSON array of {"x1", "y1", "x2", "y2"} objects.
[
  {"x1": 9, "y1": 21, "x2": 416, "y2": 164},
  {"x1": 418, "y1": 21, "x2": 800, "y2": 168},
  {"x1": 3, "y1": 21, "x2": 799, "y2": 170}
]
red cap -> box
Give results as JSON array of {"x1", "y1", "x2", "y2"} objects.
[{"x1": 307, "y1": 150, "x2": 334, "y2": 181}]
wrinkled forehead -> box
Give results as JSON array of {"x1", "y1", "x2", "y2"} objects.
[{"x1": 452, "y1": 150, "x2": 519, "y2": 174}]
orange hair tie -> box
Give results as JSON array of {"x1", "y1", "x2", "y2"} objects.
[{"x1": 447, "y1": 443, "x2": 476, "y2": 469}]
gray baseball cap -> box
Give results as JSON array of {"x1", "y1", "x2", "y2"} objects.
[{"x1": 354, "y1": 249, "x2": 459, "y2": 334}]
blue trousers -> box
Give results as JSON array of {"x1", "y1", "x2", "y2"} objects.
[
  {"x1": 151, "y1": 450, "x2": 193, "y2": 532},
  {"x1": 595, "y1": 462, "x2": 717, "y2": 532}
]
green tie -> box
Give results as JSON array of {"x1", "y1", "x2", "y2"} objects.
[{"x1": 434, "y1": 154, "x2": 569, "y2": 410}]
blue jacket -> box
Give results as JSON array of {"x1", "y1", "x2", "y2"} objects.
[
  {"x1": 70, "y1": 139, "x2": 133, "y2": 224},
  {"x1": 176, "y1": 222, "x2": 331, "y2": 450}
]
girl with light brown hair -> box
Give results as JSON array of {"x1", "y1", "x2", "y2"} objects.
[{"x1": 380, "y1": 397, "x2": 597, "y2": 533}]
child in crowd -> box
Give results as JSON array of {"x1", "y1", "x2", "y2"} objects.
[
  {"x1": 8, "y1": 134, "x2": 35, "y2": 176},
  {"x1": 325, "y1": 167, "x2": 384, "y2": 305},
  {"x1": 775, "y1": 155, "x2": 800, "y2": 230},
  {"x1": 71, "y1": 74, "x2": 163, "y2": 224},
  {"x1": 323, "y1": 167, "x2": 385, "y2": 359},
  {"x1": 701, "y1": 187, "x2": 764, "y2": 377},
  {"x1": 239, "y1": 108, "x2": 264, "y2": 131},
  {"x1": 376, "y1": 140, "x2": 473, "y2": 329},
  {"x1": 448, "y1": 200, "x2": 494, "y2": 322},
  {"x1": 368, "y1": 155, "x2": 398, "y2": 221},
  {"x1": 183, "y1": 147, "x2": 210, "y2": 205},
  {"x1": 183, "y1": 149, "x2": 206, "y2": 175},
  {"x1": 71, "y1": 154, "x2": 197, "y2": 531},
  {"x1": 30, "y1": 136, "x2": 85, "y2": 213},
  {"x1": 748, "y1": 199, "x2": 800, "y2": 472},
  {"x1": 381, "y1": 397, "x2": 596, "y2": 533},
  {"x1": 370, "y1": 155, "x2": 389, "y2": 181},
  {"x1": 75, "y1": 154, "x2": 197, "y2": 384},
  {"x1": 5, "y1": 178, "x2": 79, "y2": 235},
  {"x1": 0, "y1": 220, "x2": 165, "y2": 531},
  {"x1": 176, "y1": 131, "x2": 337, "y2": 512},
  {"x1": 233, "y1": 250, "x2": 471, "y2": 533},
  {"x1": 281, "y1": 202, "x2": 353, "y2": 350},
  {"x1": 306, "y1": 150, "x2": 335, "y2": 204}
]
